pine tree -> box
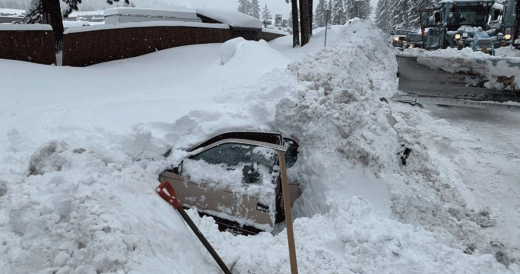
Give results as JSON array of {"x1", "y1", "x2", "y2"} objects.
[
  {"x1": 315, "y1": 0, "x2": 327, "y2": 27},
  {"x1": 342, "y1": 0, "x2": 349, "y2": 21},
  {"x1": 375, "y1": 0, "x2": 437, "y2": 34},
  {"x1": 237, "y1": 0, "x2": 249, "y2": 14},
  {"x1": 345, "y1": 0, "x2": 371, "y2": 20},
  {"x1": 251, "y1": 0, "x2": 260, "y2": 19},
  {"x1": 376, "y1": 0, "x2": 394, "y2": 33},
  {"x1": 331, "y1": 0, "x2": 344, "y2": 25},
  {"x1": 357, "y1": 0, "x2": 372, "y2": 19},
  {"x1": 262, "y1": 4, "x2": 272, "y2": 20}
]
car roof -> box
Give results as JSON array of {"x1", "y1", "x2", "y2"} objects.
[{"x1": 187, "y1": 131, "x2": 284, "y2": 152}]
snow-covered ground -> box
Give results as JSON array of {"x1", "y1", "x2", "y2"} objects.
[{"x1": 1, "y1": 19, "x2": 520, "y2": 274}]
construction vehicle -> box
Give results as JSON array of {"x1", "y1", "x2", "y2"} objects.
[
  {"x1": 512, "y1": 0, "x2": 520, "y2": 48},
  {"x1": 487, "y1": 0, "x2": 518, "y2": 47},
  {"x1": 420, "y1": 0, "x2": 497, "y2": 50}
]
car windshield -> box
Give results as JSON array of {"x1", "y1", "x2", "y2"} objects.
[
  {"x1": 474, "y1": 32, "x2": 489, "y2": 39},
  {"x1": 395, "y1": 30, "x2": 410, "y2": 35},
  {"x1": 407, "y1": 34, "x2": 422, "y2": 42}
]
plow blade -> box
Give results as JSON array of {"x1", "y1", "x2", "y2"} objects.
[{"x1": 395, "y1": 55, "x2": 520, "y2": 108}]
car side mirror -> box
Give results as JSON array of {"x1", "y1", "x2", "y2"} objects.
[
  {"x1": 173, "y1": 160, "x2": 183, "y2": 174},
  {"x1": 390, "y1": 32, "x2": 395, "y2": 35}
]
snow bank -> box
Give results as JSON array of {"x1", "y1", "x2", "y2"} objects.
[
  {"x1": 400, "y1": 47, "x2": 520, "y2": 90},
  {"x1": 276, "y1": 18, "x2": 516, "y2": 264}
]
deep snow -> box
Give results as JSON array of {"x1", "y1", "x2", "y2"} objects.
[{"x1": 1, "y1": 19, "x2": 520, "y2": 274}]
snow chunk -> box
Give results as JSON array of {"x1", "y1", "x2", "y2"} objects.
[
  {"x1": 28, "y1": 140, "x2": 69, "y2": 176},
  {"x1": 220, "y1": 37, "x2": 245, "y2": 65}
]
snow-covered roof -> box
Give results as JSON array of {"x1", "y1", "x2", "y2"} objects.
[
  {"x1": 0, "y1": 8, "x2": 25, "y2": 16},
  {"x1": 0, "y1": 24, "x2": 52, "y2": 31},
  {"x1": 196, "y1": 9, "x2": 262, "y2": 29},
  {"x1": 104, "y1": 7, "x2": 199, "y2": 21},
  {"x1": 64, "y1": 20, "x2": 228, "y2": 34}
]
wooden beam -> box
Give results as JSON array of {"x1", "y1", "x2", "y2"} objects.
[{"x1": 278, "y1": 150, "x2": 298, "y2": 274}]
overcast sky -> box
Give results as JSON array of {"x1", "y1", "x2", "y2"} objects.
[{"x1": 130, "y1": 0, "x2": 380, "y2": 19}]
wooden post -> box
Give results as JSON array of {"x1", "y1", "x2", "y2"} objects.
[{"x1": 278, "y1": 150, "x2": 298, "y2": 274}]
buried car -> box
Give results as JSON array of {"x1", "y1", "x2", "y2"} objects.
[{"x1": 159, "y1": 131, "x2": 301, "y2": 235}]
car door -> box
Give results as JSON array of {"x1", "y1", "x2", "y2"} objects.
[{"x1": 160, "y1": 139, "x2": 281, "y2": 232}]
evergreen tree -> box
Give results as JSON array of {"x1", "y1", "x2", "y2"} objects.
[
  {"x1": 315, "y1": 0, "x2": 327, "y2": 27},
  {"x1": 262, "y1": 4, "x2": 272, "y2": 20},
  {"x1": 375, "y1": 0, "x2": 394, "y2": 33},
  {"x1": 391, "y1": 0, "x2": 411, "y2": 29},
  {"x1": 251, "y1": 0, "x2": 260, "y2": 19},
  {"x1": 326, "y1": 0, "x2": 332, "y2": 24},
  {"x1": 342, "y1": 0, "x2": 349, "y2": 21},
  {"x1": 357, "y1": 0, "x2": 372, "y2": 19},
  {"x1": 345, "y1": 0, "x2": 371, "y2": 20},
  {"x1": 375, "y1": 0, "x2": 437, "y2": 33},
  {"x1": 331, "y1": 0, "x2": 345, "y2": 25},
  {"x1": 237, "y1": 0, "x2": 249, "y2": 14}
]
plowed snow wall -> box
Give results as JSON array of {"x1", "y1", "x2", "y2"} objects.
[
  {"x1": 62, "y1": 26, "x2": 233, "y2": 67},
  {"x1": 0, "y1": 29, "x2": 56, "y2": 65}
]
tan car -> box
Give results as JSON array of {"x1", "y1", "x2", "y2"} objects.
[{"x1": 159, "y1": 131, "x2": 301, "y2": 235}]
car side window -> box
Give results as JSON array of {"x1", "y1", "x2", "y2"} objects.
[
  {"x1": 186, "y1": 143, "x2": 277, "y2": 185},
  {"x1": 190, "y1": 143, "x2": 276, "y2": 167}
]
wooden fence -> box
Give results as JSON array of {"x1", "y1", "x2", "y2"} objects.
[
  {"x1": 0, "y1": 23, "x2": 286, "y2": 67},
  {"x1": 0, "y1": 25, "x2": 56, "y2": 65}
]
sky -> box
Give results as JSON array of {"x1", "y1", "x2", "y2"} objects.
[
  {"x1": 0, "y1": 0, "x2": 380, "y2": 19},
  {"x1": 1, "y1": 10, "x2": 520, "y2": 274}
]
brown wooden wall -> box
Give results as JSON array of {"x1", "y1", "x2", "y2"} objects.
[
  {"x1": 62, "y1": 26, "x2": 233, "y2": 67},
  {"x1": 0, "y1": 24, "x2": 286, "y2": 67},
  {"x1": 0, "y1": 29, "x2": 56, "y2": 65}
]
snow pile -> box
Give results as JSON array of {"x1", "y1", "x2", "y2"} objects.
[
  {"x1": 400, "y1": 47, "x2": 520, "y2": 90},
  {"x1": 276, "y1": 18, "x2": 515, "y2": 263},
  {"x1": 1, "y1": 140, "x2": 217, "y2": 274}
]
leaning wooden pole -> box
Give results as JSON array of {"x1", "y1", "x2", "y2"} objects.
[{"x1": 278, "y1": 150, "x2": 298, "y2": 274}]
